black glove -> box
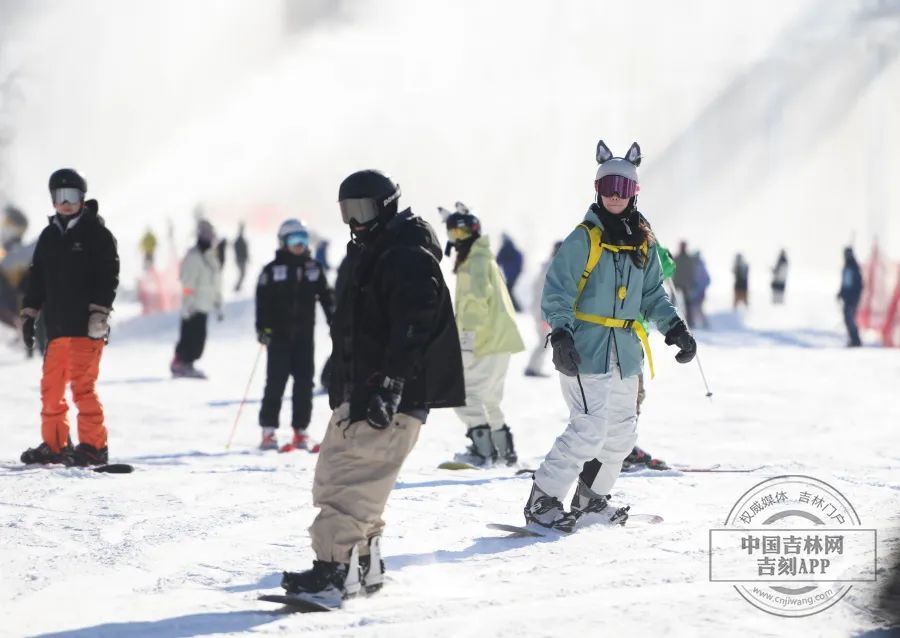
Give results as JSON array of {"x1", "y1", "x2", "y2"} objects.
[
  {"x1": 22, "y1": 316, "x2": 35, "y2": 350},
  {"x1": 257, "y1": 329, "x2": 272, "y2": 346},
  {"x1": 665, "y1": 319, "x2": 697, "y2": 364},
  {"x1": 550, "y1": 328, "x2": 581, "y2": 376},
  {"x1": 366, "y1": 376, "x2": 404, "y2": 429}
]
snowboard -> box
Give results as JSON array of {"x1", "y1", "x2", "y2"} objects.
[
  {"x1": 514, "y1": 465, "x2": 765, "y2": 475},
  {"x1": 676, "y1": 464, "x2": 765, "y2": 473},
  {"x1": 438, "y1": 461, "x2": 531, "y2": 475},
  {"x1": 8, "y1": 462, "x2": 134, "y2": 474},
  {"x1": 91, "y1": 463, "x2": 135, "y2": 474},
  {"x1": 258, "y1": 594, "x2": 334, "y2": 613},
  {"x1": 487, "y1": 512, "x2": 663, "y2": 538}
]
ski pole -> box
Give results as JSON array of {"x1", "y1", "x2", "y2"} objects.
[
  {"x1": 225, "y1": 343, "x2": 265, "y2": 449},
  {"x1": 695, "y1": 351, "x2": 713, "y2": 399},
  {"x1": 666, "y1": 284, "x2": 712, "y2": 400}
]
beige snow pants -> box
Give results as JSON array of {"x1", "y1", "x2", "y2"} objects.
[{"x1": 310, "y1": 402, "x2": 422, "y2": 563}]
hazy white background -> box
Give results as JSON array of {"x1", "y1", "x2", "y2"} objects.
[{"x1": 1, "y1": 0, "x2": 899, "y2": 294}]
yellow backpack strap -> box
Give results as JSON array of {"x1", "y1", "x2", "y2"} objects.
[{"x1": 575, "y1": 223, "x2": 603, "y2": 305}]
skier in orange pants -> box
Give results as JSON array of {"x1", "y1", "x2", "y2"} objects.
[
  {"x1": 40, "y1": 338, "x2": 107, "y2": 454},
  {"x1": 19, "y1": 168, "x2": 119, "y2": 466}
]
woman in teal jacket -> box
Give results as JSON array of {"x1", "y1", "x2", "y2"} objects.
[
  {"x1": 443, "y1": 205, "x2": 525, "y2": 466},
  {"x1": 524, "y1": 141, "x2": 696, "y2": 531}
]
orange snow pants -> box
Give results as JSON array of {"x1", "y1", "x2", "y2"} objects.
[{"x1": 41, "y1": 337, "x2": 107, "y2": 452}]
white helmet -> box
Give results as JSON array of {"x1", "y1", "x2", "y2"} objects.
[
  {"x1": 277, "y1": 218, "x2": 309, "y2": 248},
  {"x1": 594, "y1": 140, "x2": 641, "y2": 183}
]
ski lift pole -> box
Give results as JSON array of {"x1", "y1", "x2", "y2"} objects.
[{"x1": 226, "y1": 343, "x2": 265, "y2": 449}]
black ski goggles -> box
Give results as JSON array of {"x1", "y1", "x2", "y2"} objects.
[
  {"x1": 339, "y1": 198, "x2": 380, "y2": 226},
  {"x1": 51, "y1": 188, "x2": 84, "y2": 205}
]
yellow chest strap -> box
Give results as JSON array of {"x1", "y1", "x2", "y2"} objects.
[{"x1": 573, "y1": 223, "x2": 655, "y2": 378}]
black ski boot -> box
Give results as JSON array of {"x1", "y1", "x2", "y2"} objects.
[
  {"x1": 524, "y1": 482, "x2": 577, "y2": 532},
  {"x1": 570, "y1": 478, "x2": 610, "y2": 519},
  {"x1": 453, "y1": 424, "x2": 497, "y2": 467},
  {"x1": 622, "y1": 446, "x2": 670, "y2": 471},
  {"x1": 490, "y1": 425, "x2": 518, "y2": 466},
  {"x1": 281, "y1": 550, "x2": 361, "y2": 608},
  {"x1": 20, "y1": 441, "x2": 74, "y2": 465},
  {"x1": 359, "y1": 536, "x2": 384, "y2": 594},
  {"x1": 72, "y1": 443, "x2": 109, "y2": 467}
]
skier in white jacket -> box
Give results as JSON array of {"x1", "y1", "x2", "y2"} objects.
[{"x1": 171, "y1": 219, "x2": 222, "y2": 378}]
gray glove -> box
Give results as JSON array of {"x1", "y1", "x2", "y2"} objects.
[
  {"x1": 87, "y1": 305, "x2": 111, "y2": 341},
  {"x1": 550, "y1": 328, "x2": 580, "y2": 376}
]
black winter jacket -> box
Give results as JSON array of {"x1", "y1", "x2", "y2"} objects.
[
  {"x1": 256, "y1": 250, "x2": 334, "y2": 342},
  {"x1": 23, "y1": 201, "x2": 119, "y2": 341},
  {"x1": 329, "y1": 209, "x2": 465, "y2": 420}
]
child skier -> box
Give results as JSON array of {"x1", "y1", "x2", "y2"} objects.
[
  {"x1": 19, "y1": 168, "x2": 120, "y2": 466},
  {"x1": 442, "y1": 205, "x2": 524, "y2": 467},
  {"x1": 525, "y1": 141, "x2": 696, "y2": 531},
  {"x1": 255, "y1": 219, "x2": 334, "y2": 452}
]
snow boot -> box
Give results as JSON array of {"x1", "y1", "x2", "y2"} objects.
[
  {"x1": 171, "y1": 357, "x2": 206, "y2": 379},
  {"x1": 280, "y1": 430, "x2": 321, "y2": 453},
  {"x1": 281, "y1": 547, "x2": 361, "y2": 607},
  {"x1": 359, "y1": 536, "x2": 384, "y2": 595},
  {"x1": 21, "y1": 440, "x2": 74, "y2": 465},
  {"x1": 523, "y1": 482, "x2": 577, "y2": 532},
  {"x1": 259, "y1": 427, "x2": 278, "y2": 451},
  {"x1": 182, "y1": 363, "x2": 207, "y2": 379},
  {"x1": 490, "y1": 425, "x2": 518, "y2": 466},
  {"x1": 72, "y1": 443, "x2": 108, "y2": 467},
  {"x1": 453, "y1": 424, "x2": 497, "y2": 467},
  {"x1": 570, "y1": 478, "x2": 610, "y2": 518},
  {"x1": 622, "y1": 446, "x2": 669, "y2": 471},
  {"x1": 170, "y1": 357, "x2": 186, "y2": 377}
]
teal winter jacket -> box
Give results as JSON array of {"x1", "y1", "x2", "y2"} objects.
[{"x1": 541, "y1": 206, "x2": 680, "y2": 378}]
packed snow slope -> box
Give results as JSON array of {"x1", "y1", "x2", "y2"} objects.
[{"x1": 0, "y1": 284, "x2": 897, "y2": 638}]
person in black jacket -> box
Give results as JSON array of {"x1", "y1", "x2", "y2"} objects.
[
  {"x1": 838, "y1": 247, "x2": 864, "y2": 347},
  {"x1": 256, "y1": 218, "x2": 334, "y2": 452},
  {"x1": 277, "y1": 170, "x2": 464, "y2": 607},
  {"x1": 19, "y1": 168, "x2": 120, "y2": 466}
]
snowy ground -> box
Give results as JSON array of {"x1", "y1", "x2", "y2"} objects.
[{"x1": 1, "y1": 288, "x2": 898, "y2": 638}]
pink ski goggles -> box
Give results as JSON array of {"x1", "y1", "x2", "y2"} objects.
[{"x1": 595, "y1": 175, "x2": 638, "y2": 199}]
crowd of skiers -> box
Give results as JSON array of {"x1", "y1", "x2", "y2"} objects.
[{"x1": 6, "y1": 153, "x2": 874, "y2": 606}]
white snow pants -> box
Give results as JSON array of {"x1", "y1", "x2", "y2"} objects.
[
  {"x1": 454, "y1": 352, "x2": 511, "y2": 430},
  {"x1": 534, "y1": 349, "x2": 639, "y2": 500}
]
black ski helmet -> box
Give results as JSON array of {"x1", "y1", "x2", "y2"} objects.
[
  {"x1": 48, "y1": 168, "x2": 87, "y2": 194},
  {"x1": 444, "y1": 210, "x2": 481, "y2": 257},
  {"x1": 445, "y1": 211, "x2": 481, "y2": 237},
  {"x1": 338, "y1": 170, "x2": 401, "y2": 228}
]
